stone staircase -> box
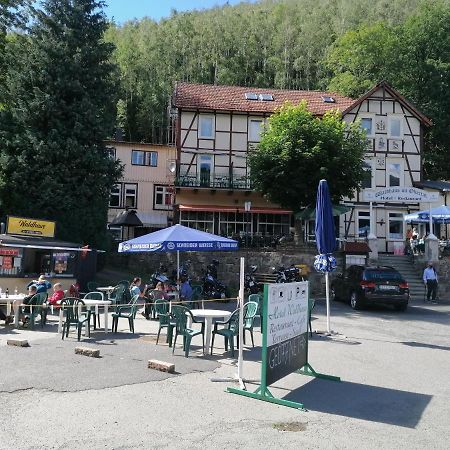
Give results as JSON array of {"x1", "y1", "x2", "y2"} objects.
[{"x1": 377, "y1": 254, "x2": 424, "y2": 301}]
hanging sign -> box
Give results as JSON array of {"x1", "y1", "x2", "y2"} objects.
[
  {"x1": 363, "y1": 187, "x2": 439, "y2": 203},
  {"x1": 6, "y1": 216, "x2": 56, "y2": 238}
]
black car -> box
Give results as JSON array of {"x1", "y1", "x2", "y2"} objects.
[{"x1": 331, "y1": 265, "x2": 410, "y2": 311}]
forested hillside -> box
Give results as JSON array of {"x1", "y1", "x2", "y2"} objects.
[{"x1": 105, "y1": 0, "x2": 421, "y2": 141}]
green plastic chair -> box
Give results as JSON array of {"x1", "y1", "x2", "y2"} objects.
[
  {"x1": 171, "y1": 305, "x2": 205, "y2": 357},
  {"x1": 146, "y1": 289, "x2": 165, "y2": 319},
  {"x1": 154, "y1": 298, "x2": 173, "y2": 345},
  {"x1": 243, "y1": 301, "x2": 258, "y2": 347},
  {"x1": 117, "y1": 280, "x2": 130, "y2": 289},
  {"x1": 61, "y1": 298, "x2": 91, "y2": 341},
  {"x1": 211, "y1": 308, "x2": 240, "y2": 356},
  {"x1": 248, "y1": 293, "x2": 262, "y2": 331},
  {"x1": 109, "y1": 284, "x2": 126, "y2": 309},
  {"x1": 191, "y1": 285, "x2": 203, "y2": 309},
  {"x1": 83, "y1": 291, "x2": 104, "y2": 329},
  {"x1": 111, "y1": 294, "x2": 139, "y2": 333},
  {"x1": 22, "y1": 293, "x2": 48, "y2": 329},
  {"x1": 87, "y1": 281, "x2": 99, "y2": 291}
]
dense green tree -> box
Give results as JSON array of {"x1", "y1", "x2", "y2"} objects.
[
  {"x1": 248, "y1": 102, "x2": 368, "y2": 210},
  {"x1": 325, "y1": 1, "x2": 450, "y2": 179},
  {"x1": 105, "y1": 0, "x2": 424, "y2": 144},
  {"x1": 0, "y1": 0, "x2": 122, "y2": 247}
]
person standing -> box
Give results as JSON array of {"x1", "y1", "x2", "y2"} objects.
[{"x1": 423, "y1": 262, "x2": 438, "y2": 304}]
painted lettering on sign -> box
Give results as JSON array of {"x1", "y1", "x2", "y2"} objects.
[
  {"x1": 363, "y1": 187, "x2": 439, "y2": 203},
  {"x1": 264, "y1": 281, "x2": 309, "y2": 385}
]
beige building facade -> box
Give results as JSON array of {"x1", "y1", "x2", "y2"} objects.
[{"x1": 105, "y1": 141, "x2": 176, "y2": 240}]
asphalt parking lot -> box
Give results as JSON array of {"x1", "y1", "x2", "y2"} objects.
[{"x1": 0, "y1": 297, "x2": 449, "y2": 449}]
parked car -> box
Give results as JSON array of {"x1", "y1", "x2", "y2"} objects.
[{"x1": 331, "y1": 265, "x2": 410, "y2": 311}]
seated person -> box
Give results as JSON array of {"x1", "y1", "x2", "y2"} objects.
[
  {"x1": 48, "y1": 283, "x2": 64, "y2": 306},
  {"x1": 0, "y1": 307, "x2": 13, "y2": 325},
  {"x1": 27, "y1": 274, "x2": 52, "y2": 294},
  {"x1": 155, "y1": 281, "x2": 169, "y2": 299},
  {"x1": 20, "y1": 285, "x2": 38, "y2": 325},
  {"x1": 180, "y1": 277, "x2": 193, "y2": 305},
  {"x1": 68, "y1": 281, "x2": 80, "y2": 298}
]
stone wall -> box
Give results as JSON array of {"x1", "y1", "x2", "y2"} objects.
[{"x1": 106, "y1": 246, "x2": 345, "y2": 296}]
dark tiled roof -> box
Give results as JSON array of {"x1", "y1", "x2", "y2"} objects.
[
  {"x1": 414, "y1": 180, "x2": 450, "y2": 191},
  {"x1": 173, "y1": 82, "x2": 355, "y2": 116}
]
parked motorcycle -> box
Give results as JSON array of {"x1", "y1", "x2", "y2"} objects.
[
  {"x1": 272, "y1": 265, "x2": 301, "y2": 283},
  {"x1": 147, "y1": 263, "x2": 170, "y2": 290},
  {"x1": 202, "y1": 259, "x2": 228, "y2": 300},
  {"x1": 245, "y1": 265, "x2": 261, "y2": 294}
]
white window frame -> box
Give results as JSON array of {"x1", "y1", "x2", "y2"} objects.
[
  {"x1": 361, "y1": 159, "x2": 374, "y2": 189},
  {"x1": 124, "y1": 183, "x2": 138, "y2": 208},
  {"x1": 359, "y1": 114, "x2": 375, "y2": 138},
  {"x1": 198, "y1": 115, "x2": 215, "y2": 139},
  {"x1": 388, "y1": 114, "x2": 403, "y2": 139},
  {"x1": 387, "y1": 160, "x2": 404, "y2": 187},
  {"x1": 197, "y1": 154, "x2": 213, "y2": 185},
  {"x1": 357, "y1": 210, "x2": 371, "y2": 238},
  {"x1": 248, "y1": 118, "x2": 264, "y2": 142},
  {"x1": 154, "y1": 185, "x2": 173, "y2": 210},
  {"x1": 388, "y1": 212, "x2": 404, "y2": 240},
  {"x1": 109, "y1": 184, "x2": 122, "y2": 208}
]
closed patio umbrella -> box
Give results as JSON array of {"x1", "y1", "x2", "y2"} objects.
[{"x1": 314, "y1": 180, "x2": 337, "y2": 334}]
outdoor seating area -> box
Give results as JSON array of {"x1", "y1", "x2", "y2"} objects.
[{"x1": 0, "y1": 276, "x2": 272, "y2": 359}]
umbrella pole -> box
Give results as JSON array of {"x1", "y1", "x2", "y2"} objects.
[
  {"x1": 325, "y1": 271, "x2": 331, "y2": 333},
  {"x1": 177, "y1": 250, "x2": 180, "y2": 290},
  {"x1": 237, "y1": 256, "x2": 245, "y2": 385}
]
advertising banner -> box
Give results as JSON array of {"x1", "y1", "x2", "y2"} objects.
[
  {"x1": 363, "y1": 187, "x2": 439, "y2": 203},
  {"x1": 6, "y1": 216, "x2": 56, "y2": 238},
  {"x1": 264, "y1": 281, "x2": 309, "y2": 385}
]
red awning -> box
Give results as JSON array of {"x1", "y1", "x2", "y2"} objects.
[{"x1": 179, "y1": 204, "x2": 292, "y2": 214}]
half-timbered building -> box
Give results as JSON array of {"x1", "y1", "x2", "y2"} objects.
[
  {"x1": 340, "y1": 81, "x2": 432, "y2": 253},
  {"x1": 171, "y1": 81, "x2": 432, "y2": 252},
  {"x1": 171, "y1": 83, "x2": 354, "y2": 239}
]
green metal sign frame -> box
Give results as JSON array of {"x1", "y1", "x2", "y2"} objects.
[{"x1": 227, "y1": 282, "x2": 340, "y2": 410}]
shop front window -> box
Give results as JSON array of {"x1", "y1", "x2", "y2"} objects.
[
  {"x1": 358, "y1": 211, "x2": 370, "y2": 237},
  {"x1": 389, "y1": 213, "x2": 404, "y2": 240}
]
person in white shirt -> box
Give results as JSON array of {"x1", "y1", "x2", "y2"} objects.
[{"x1": 423, "y1": 262, "x2": 438, "y2": 303}]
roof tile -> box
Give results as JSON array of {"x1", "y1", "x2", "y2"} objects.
[{"x1": 173, "y1": 82, "x2": 355, "y2": 115}]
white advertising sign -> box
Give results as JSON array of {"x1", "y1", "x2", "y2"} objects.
[
  {"x1": 267, "y1": 281, "x2": 309, "y2": 347},
  {"x1": 363, "y1": 187, "x2": 439, "y2": 203}
]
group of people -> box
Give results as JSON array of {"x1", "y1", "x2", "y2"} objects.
[
  {"x1": 0, "y1": 275, "x2": 69, "y2": 326},
  {"x1": 405, "y1": 227, "x2": 427, "y2": 255},
  {"x1": 129, "y1": 276, "x2": 193, "y2": 319}
]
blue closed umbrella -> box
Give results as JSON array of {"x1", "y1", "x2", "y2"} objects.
[{"x1": 314, "y1": 180, "x2": 337, "y2": 334}]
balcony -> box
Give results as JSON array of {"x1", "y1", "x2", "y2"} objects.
[{"x1": 175, "y1": 174, "x2": 252, "y2": 190}]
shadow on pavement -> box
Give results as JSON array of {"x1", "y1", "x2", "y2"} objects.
[
  {"x1": 283, "y1": 377, "x2": 432, "y2": 429},
  {"x1": 401, "y1": 341, "x2": 450, "y2": 352}
]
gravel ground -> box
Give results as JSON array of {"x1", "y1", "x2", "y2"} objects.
[{"x1": 0, "y1": 297, "x2": 449, "y2": 449}]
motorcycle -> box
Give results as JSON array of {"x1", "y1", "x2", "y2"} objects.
[
  {"x1": 202, "y1": 259, "x2": 228, "y2": 300},
  {"x1": 147, "y1": 263, "x2": 169, "y2": 290},
  {"x1": 245, "y1": 265, "x2": 261, "y2": 294},
  {"x1": 272, "y1": 265, "x2": 301, "y2": 283}
]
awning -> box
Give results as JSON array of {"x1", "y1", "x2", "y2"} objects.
[
  {"x1": 0, "y1": 234, "x2": 92, "y2": 252},
  {"x1": 179, "y1": 204, "x2": 292, "y2": 214},
  {"x1": 295, "y1": 204, "x2": 352, "y2": 220},
  {"x1": 136, "y1": 212, "x2": 168, "y2": 227},
  {"x1": 110, "y1": 210, "x2": 143, "y2": 227}
]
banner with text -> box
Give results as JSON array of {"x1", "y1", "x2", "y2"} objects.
[
  {"x1": 264, "y1": 281, "x2": 309, "y2": 386},
  {"x1": 6, "y1": 216, "x2": 56, "y2": 238},
  {"x1": 363, "y1": 187, "x2": 439, "y2": 203}
]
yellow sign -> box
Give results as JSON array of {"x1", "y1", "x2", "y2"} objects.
[{"x1": 6, "y1": 216, "x2": 56, "y2": 238}]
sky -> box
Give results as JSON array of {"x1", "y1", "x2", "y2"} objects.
[{"x1": 104, "y1": 0, "x2": 258, "y2": 23}]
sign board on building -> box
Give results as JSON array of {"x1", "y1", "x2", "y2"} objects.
[
  {"x1": 6, "y1": 216, "x2": 56, "y2": 238},
  {"x1": 363, "y1": 187, "x2": 439, "y2": 203},
  {"x1": 264, "y1": 281, "x2": 309, "y2": 385}
]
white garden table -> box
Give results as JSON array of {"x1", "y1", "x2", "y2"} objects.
[
  {"x1": 189, "y1": 309, "x2": 231, "y2": 354},
  {"x1": 58, "y1": 299, "x2": 112, "y2": 335},
  {"x1": 0, "y1": 294, "x2": 26, "y2": 327}
]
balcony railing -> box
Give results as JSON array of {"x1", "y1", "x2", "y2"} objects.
[{"x1": 175, "y1": 174, "x2": 252, "y2": 190}]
